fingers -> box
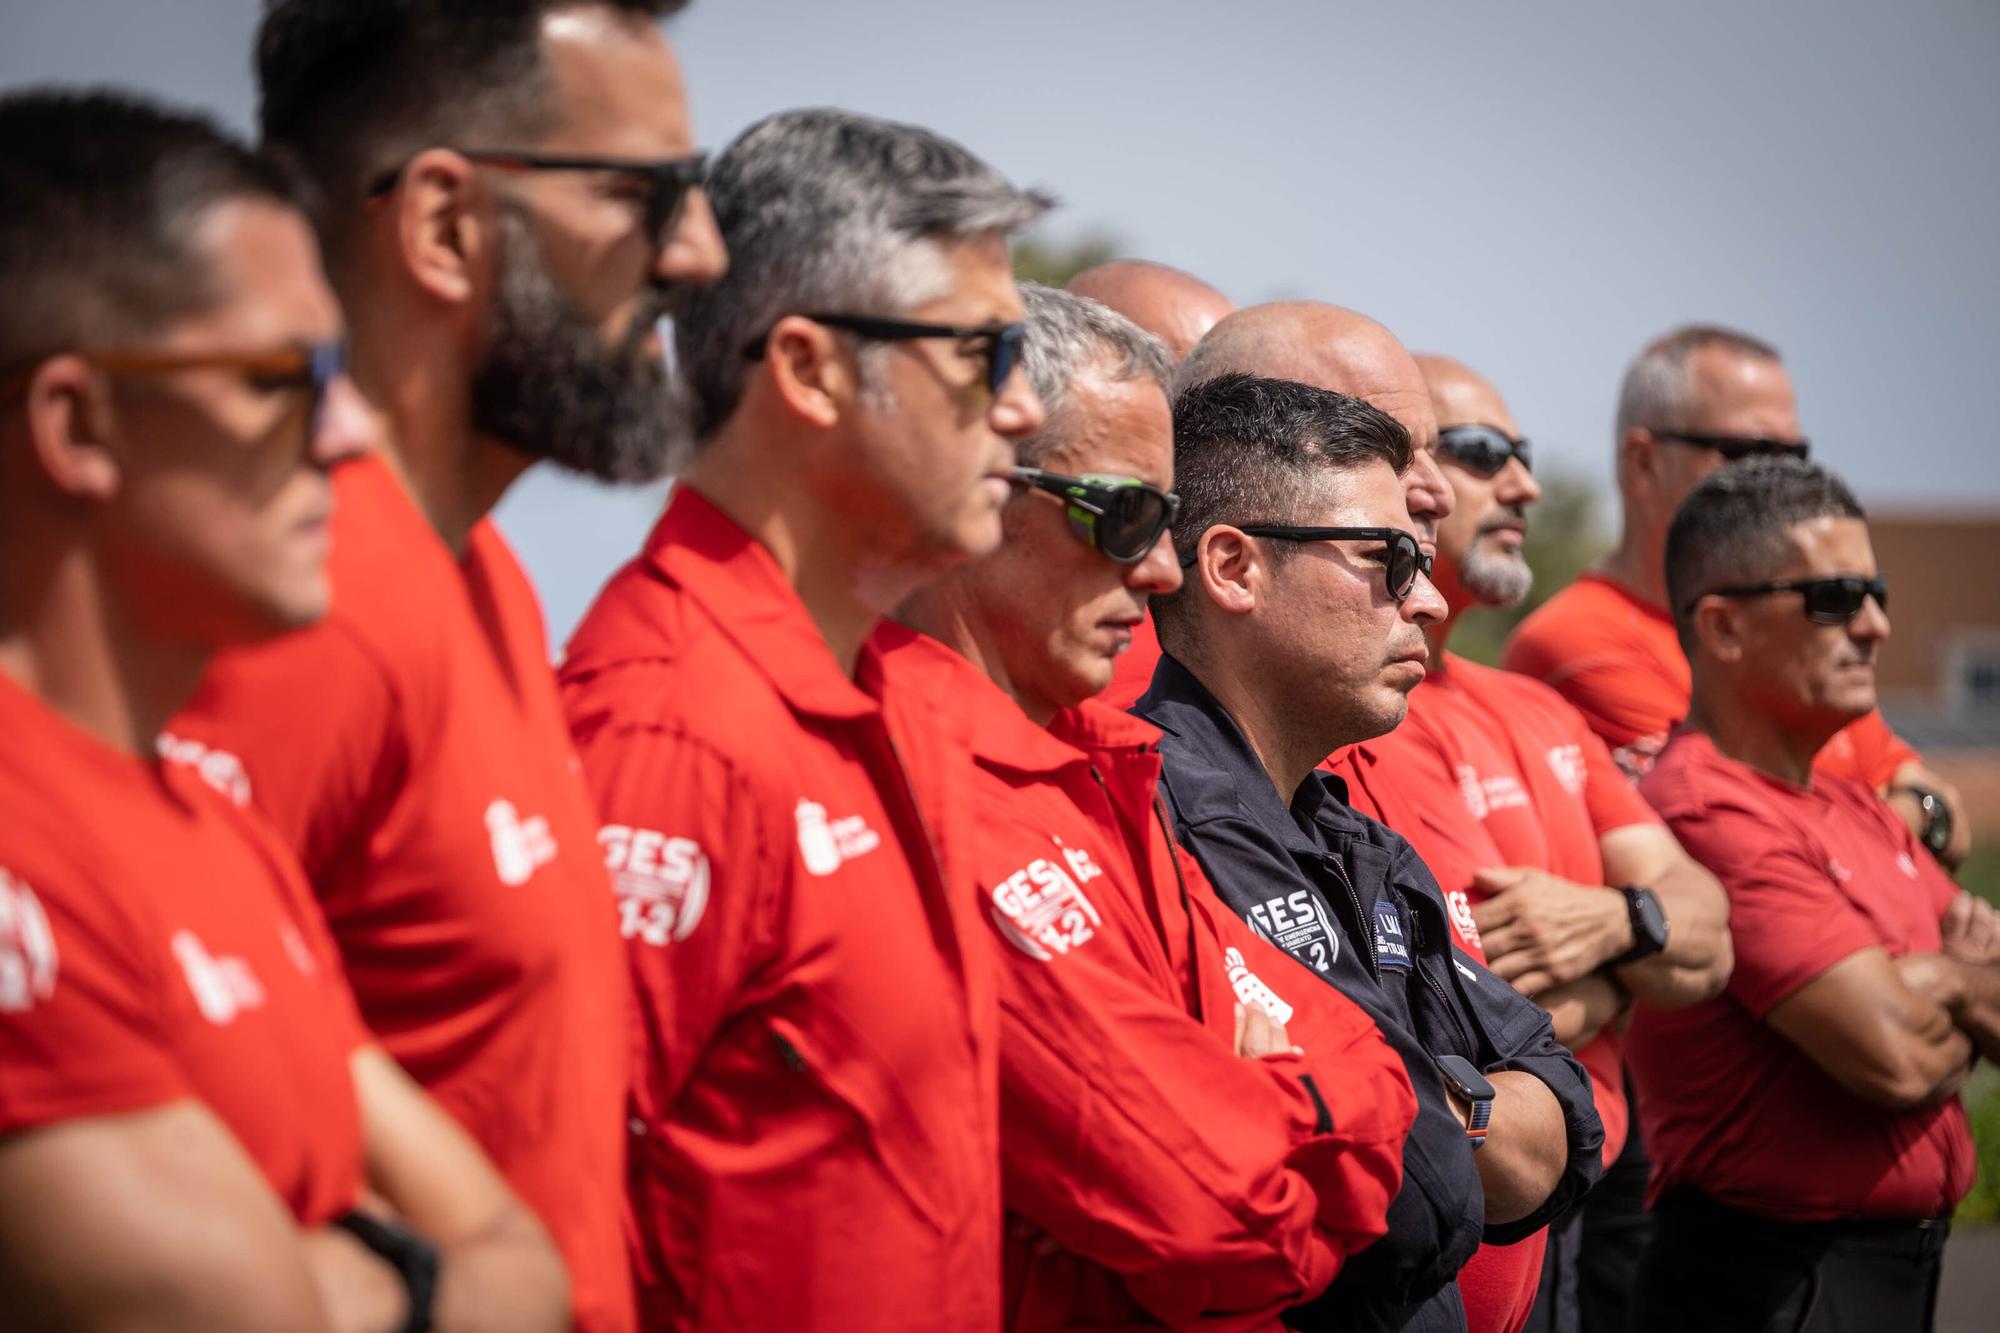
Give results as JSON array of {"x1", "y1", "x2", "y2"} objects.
[{"x1": 1472, "y1": 865, "x2": 1527, "y2": 894}]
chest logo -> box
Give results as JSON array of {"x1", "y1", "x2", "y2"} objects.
[
  {"x1": 1444, "y1": 888, "x2": 1483, "y2": 950},
  {"x1": 486, "y1": 799, "x2": 557, "y2": 887},
  {"x1": 795, "y1": 799, "x2": 882, "y2": 877},
  {"x1": 601, "y1": 824, "x2": 710, "y2": 946},
  {"x1": 1248, "y1": 889, "x2": 1340, "y2": 974},
  {"x1": 1224, "y1": 946, "x2": 1295, "y2": 1025},
  {"x1": 1372, "y1": 896, "x2": 1414, "y2": 972},
  {"x1": 990, "y1": 844, "x2": 1103, "y2": 960},
  {"x1": 173, "y1": 931, "x2": 266, "y2": 1025},
  {"x1": 0, "y1": 868, "x2": 58, "y2": 1014},
  {"x1": 1545, "y1": 744, "x2": 1587, "y2": 797},
  {"x1": 157, "y1": 732, "x2": 253, "y2": 807}
]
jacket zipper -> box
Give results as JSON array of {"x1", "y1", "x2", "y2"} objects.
[
  {"x1": 1325, "y1": 852, "x2": 1379, "y2": 981},
  {"x1": 1407, "y1": 907, "x2": 1478, "y2": 1054}
]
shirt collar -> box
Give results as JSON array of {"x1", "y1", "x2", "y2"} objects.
[{"x1": 641, "y1": 486, "x2": 883, "y2": 722}]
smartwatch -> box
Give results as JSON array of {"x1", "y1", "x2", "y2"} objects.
[
  {"x1": 1435, "y1": 1054, "x2": 1495, "y2": 1149},
  {"x1": 1897, "y1": 784, "x2": 1954, "y2": 863},
  {"x1": 1606, "y1": 884, "x2": 1669, "y2": 970},
  {"x1": 334, "y1": 1210, "x2": 439, "y2": 1333}
]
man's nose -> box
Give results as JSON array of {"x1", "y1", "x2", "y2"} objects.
[
  {"x1": 1403, "y1": 570, "x2": 1448, "y2": 625},
  {"x1": 653, "y1": 189, "x2": 728, "y2": 286}
]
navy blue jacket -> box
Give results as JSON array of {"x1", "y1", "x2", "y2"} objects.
[{"x1": 1136, "y1": 655, "x2": 1603, "y2": 1333}]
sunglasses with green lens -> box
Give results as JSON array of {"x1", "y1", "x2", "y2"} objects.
[{"x1": 1011, "y1": 467, "x2": 1179, "y2": 563}]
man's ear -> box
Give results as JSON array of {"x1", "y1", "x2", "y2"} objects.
[
  {"x1": 1691, "y1": 597, "x2": 1746, "y2": 667},
  {"x1": 1197, "y1": 526, "x2": 1262, "y2": 617},
  {"x1": 760, "y1": 315, "x2": 855, "y2": 430},
  {"x1": 393, "y1": 149, "x2": 484, "y2": 307},
  {"x1": 20, "y1": 356, "x2": 121, "y2": 502},
  {"x1": 1620, "y1": 427, "x2": 1661, "y2": 497}
]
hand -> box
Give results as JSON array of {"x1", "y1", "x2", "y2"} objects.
[
  {"x1": 1895, "y1": 952, "x2": 1969, "y2": 1014},
  {"x1": 304, "y1": 1224, "x2": 409, "y2": 1333},
  {"x1": 1538, "y1": 974, "x2": 1629, "y2": 1049},
  {"x1": 1941, "y1": 892, "x2": 2000, "y2": 967},
  {"x1": 1469, "y1": 868, "x2": 1632, "y2": 997},
  {"x1": 1234, "y1": 1002, "x2": 1302, "y2": 1059}
]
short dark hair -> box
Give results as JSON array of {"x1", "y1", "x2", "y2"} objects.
[
  {"x1": 1155, "y1": 372, "x2": 1412, "y2": 641},
  {"x1": 1665, "y1": 455, "x2": 1867, "y2": 649},
  {"x1": 0, "y1": 89, "x2": 303, "y2": 371},
  {"x1": 255, "y1": 0, "x2": 684, "y2": 258}
]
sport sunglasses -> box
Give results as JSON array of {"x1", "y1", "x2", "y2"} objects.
[
  {"x1": 367, "y1": 150, "x2": 710, "y2": 248},
  {"x1": 1193, "y1": 525, "x2": 1432, "y2": 602},
  {"x1": 1654, "y1": 430, "x2": 1811, "y2": 463},
  {"x1": 1011, "y1": 467, "x2": 1179, "y2": 564},
  {"x1": 1437, "y1": 423, "x2": 1533, "y2": 478},
  {"x1": 1, "y1": 340, "x2": 347, "y2": 440},
  {"x1": 1685, "y1": 574, "x2": 1887, "y2": 624},
  {"x1": 742, "y1": 314, "x2": 1028, "y2": 395}
]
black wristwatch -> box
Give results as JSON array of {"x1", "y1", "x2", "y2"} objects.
[
  {"x1": 1606, "y1": 884, "x2": 1670, "y2": 970},
  {"x1": 334, "y1": 1210, "x2": 439, "y2": 1333},
  {"x1": 1898, "y1": 784, "x2": 1955, "y2": 863},
  {"x1": 1435, "y1": 1054, "x2": 1495, "y2": 1150}
]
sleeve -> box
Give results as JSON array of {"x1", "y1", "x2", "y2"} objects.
[
  {"x1": 1455, "y1": 943, "x2": 1606, "y2": 1242},
  {"x1": 995, "y1": 930, "x2": 1405, "y2": 1325},
  {"x1": 1577, "y1": 722, "x2": 1661, "y2": 834},
  {"x1": 1665, "y1": 803, "x2": 1882, "y2": 1017},
  {"x1": 1818, "y1": 711, "x2": 1920, "y2": 789},
  {"x1": 170, "y1": 623, "x2": 410, "y2": 889},
  {"x1": 570, "y1": 723, "x2": 780, "y2": 1125},
  {"x1": 1502, "y1": 617, "x2": 1682, "y2": 764},
  {"x1": 0, "y1": 850, "x2": 188, "y2": 1133}
]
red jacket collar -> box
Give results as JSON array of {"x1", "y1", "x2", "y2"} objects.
[{"x1": 641, "y1": 486, "x2": 889, "y2": 721}]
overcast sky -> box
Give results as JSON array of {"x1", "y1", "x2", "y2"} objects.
[{"x1": 6, "y1": 0, "x2": 1996, "y2": 644}]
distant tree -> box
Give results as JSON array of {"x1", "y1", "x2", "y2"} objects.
[
  {"x1": 1451, "y1": 465, "x2": 1611, "y2": 667},
  {"x1": 1013, "y1": 229, "x2": 1121, "y2": 287}
]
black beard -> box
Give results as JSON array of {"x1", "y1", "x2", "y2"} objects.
[{"x1": 469, "y1": 207, "x2": 692, "y2": 483}]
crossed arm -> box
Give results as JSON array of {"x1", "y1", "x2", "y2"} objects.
[{"x1": 0, "y1": 1047, "x2": 566, "y2": 1333}]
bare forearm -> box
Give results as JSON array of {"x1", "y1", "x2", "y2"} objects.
[
  {"x1": 1539, "y1": 975, "x2": 1625, "y2": 1049},
  {"x1": 425, "y1": 1209, "x2": 568, "y2": 1333},
  {"x1": 1474, "y1": 1072, "x2": 1568, "y2": 1226}
]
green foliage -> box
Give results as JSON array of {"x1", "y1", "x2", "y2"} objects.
[
  {"x1": 1450, "y1": 463, "x2": 1611, "y2": 667},
  {"x1": 1960, "y1": 845, "x2": 2000, "y2": 909},
  {"x1": 1958, "y1": 1064, "x2": 2000, "y2": 1224},
  {"x1": 1013, "y1": 230, "x2": 1121, "y2": 287}
]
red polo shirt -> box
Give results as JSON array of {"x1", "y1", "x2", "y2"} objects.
[
  {"x1": 558, "y1": 488, "x2": 1000, "y2": 1332},
  {"x1": 170, "y1": 454, "x2": 631, "y2": 1333},
  {"x1": 1502, "y1": 573, "x2": 1916, "y2": 784},
  {"x1": 1100, "y1": 611, "x2": 1163, "y2": 712},
  {"x1": 880, "y1": 635, "x2": 1412, "y2": 1329},
  {"x1": 0, "y1": 672, "x2": 362, "y2": 1226},
  {"x1": 1628, "y1": 731, "x2": 1975, "y2": 1221}
]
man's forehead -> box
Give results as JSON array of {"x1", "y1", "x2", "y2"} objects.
[
  {"x1": 540, "y1": 7, "x2": 693, "y2": 155},
  {"x1": 1787, "y1": 513, "x2": 1875, "y2": 571},
  {"x1": 1047, "y1": 370, "x2": 1173, "y2": 485},
  {"x1": 185, "y1": 199, "x2": 342, "y2": 344}
]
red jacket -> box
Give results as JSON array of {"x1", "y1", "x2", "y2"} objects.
[
  {"x1": 558, "y1": 490, "x2": 1000, "y2": 1331},
  {"x1": 880, "y1": 634, "x2": 1414, "y2": 1330}
]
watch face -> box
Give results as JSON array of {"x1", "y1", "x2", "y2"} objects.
[{"x1": 1630, "y1": 886, "x2": 1670, "y2": 951}]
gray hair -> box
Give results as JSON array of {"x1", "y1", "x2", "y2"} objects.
[
  {"x1": 677, "y1": 107, "x2": 1052, "y2": 441},
  {"x1": 1016, "y1": 282, "x2": 1171, "y2": 467},
  {"x1": 1615, "y1": 323, "x2": 1783, "y2": 444},
  {"x1": 1664, "y1": 455, "x2": 1865, "y2": 651}
]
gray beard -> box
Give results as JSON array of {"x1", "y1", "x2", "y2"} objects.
[{"x1": 1461, "y1": 545, "x2": 1534, "y2": 608}]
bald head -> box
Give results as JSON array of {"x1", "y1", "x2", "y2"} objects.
[
  {"x1": 1066, "y1": 259, "x2": 1233, "y2": 363},
  {"x1": 1414, "y1": 353, "x2": 1519, "y2": 437},
  {"x1": 1180, "y1": 302, "x2": 1454, "y2": 540}
]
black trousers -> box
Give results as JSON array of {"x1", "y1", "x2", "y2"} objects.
[{"x1": 1629, "y1": 1189, "x2": 1951, "y2": 1333}]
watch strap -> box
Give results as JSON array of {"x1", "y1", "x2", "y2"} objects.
[{"x1": 333, "y1": 1210, "x2": 438, "y2": 1333}]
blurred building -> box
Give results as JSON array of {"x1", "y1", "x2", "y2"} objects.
[{"x1": 1870, "y1": 509, "x2": 2000, "y2": 842}]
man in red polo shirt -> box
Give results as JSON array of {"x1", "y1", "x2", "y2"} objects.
[
  {"x1": 0, "y1": 90, "x2": 564, "y2": 1332},
  {"x1": 163, "y1": 7, "x2": 728, "y2": 1330},
  {"x1": 1363, "y1": 355, "x2": 1732, "y2": 1333},
  {"x1": 1065, "y1": 259, "x2": 1235, "y2": 712},
  {"x1": 1503, "y1": 324, "x2": 1968, "y2": 866},
  {"x1": 893, "y1": 283, "x2": 1415, "y2": 1328},
  {"x1": 560, "y1": 109, "x2": 1048, "y2": 1329},
  {"x1": 1627, "y1": 457, "x2": 1994, "y2": 1331}
]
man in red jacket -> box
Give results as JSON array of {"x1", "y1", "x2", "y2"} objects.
[
  {"x1": 560, "y1": 109, "x2": 1048, "y2": 1330},
  {"x1": 895, "y1": 283, "x2": 1415, "y2": 1329}
]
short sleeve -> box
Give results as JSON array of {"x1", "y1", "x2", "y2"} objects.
[
  {"x1": 1668, "y1": 805, "x2": 1880, "y2": 1017},
  {"x1": 171, "y1": 622, "x2": 410, "y2": 889},
  {"x1": 1815, "y1": 711, "x2": 1919, "y2": 790},
  {"x1": 1578, "y1": 724, "x2": 1660, "y2": 834},
  {"x1": 0, "y1": 852, "x2": 186, "y2": 1133},
  {"x1": 571, "y1": 722, "x2": 781, "y2": 1122}
]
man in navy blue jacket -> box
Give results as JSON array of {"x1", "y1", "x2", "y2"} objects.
[{"x1": 1137, "y1": 372, "x2": 1602, "y2": 1332}]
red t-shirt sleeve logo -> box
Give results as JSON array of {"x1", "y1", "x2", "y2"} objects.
[{"x1": 0, "y1": 869, "x2": 58, "y2": 1013}]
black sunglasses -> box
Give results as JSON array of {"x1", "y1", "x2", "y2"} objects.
[
  {"x1": 742, "y1": 314, "x2": 1028, "y2": 396},
  {"x1": 1437, "y1": 423, "x2": 1533, "y2": 478},
  {"x1": 1655, "y1": 430, "x2": 1811, "y2": 463},
  {"x1": 1218, "y1": 525, "x2": 1431, "y2": 602},
  {"x1": 1011, "y1": 467, "x2": 1179, "y2": 564},
  {"x1": 1686, "y1": 574, "x2": 1887, "y2": 624},
  {"x1": 368, "y1": 150, "x2": 709, "y2": 247}
]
